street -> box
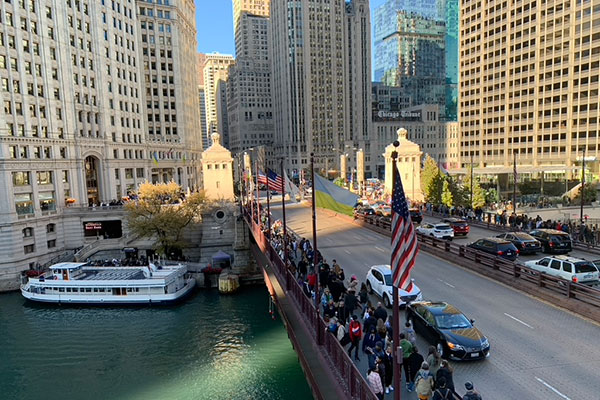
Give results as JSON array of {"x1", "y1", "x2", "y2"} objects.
[{"x1": 271, "y1": 203, "x2": 600, "y2": 400}]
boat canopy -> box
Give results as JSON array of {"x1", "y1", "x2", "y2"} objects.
[{"x1": 49, "y1": 262, "x2": 87, "y2": 270}]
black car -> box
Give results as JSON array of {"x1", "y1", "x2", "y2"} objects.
[
  {"x1": 409, "y1": 208, "x2": 423, "y2": 224},
  {"x1": 467, "y1": 237, "x2": 519, "y2": 261},
  {"x1": 496, "y1": 232, "x2": 541, "y2": 254},
  {"x1": 529, "y1": 229, "x2": 572, "y2": 254},
  {"x1": 406, "y1": 301, "x2": 490, "y2": 361}
]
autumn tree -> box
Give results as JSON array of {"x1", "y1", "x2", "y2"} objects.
[
  {"x1": 421, "y1": 155, "x2": 443, "y2": 204},
  {"x1": 125, "y1": 182, "x2": 208, "y2": 257},
  {"x1": 441, "y1": 179, "x2": 453, "y2": 208},
  {"x1": 462, "y1": 166, "x2": 486, "y2": 208}
]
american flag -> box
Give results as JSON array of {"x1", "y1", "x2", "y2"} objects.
[
  {"x1": 391, "y1": 164, "x2": 419, "y2": 289},
  {"x1": 258, "y1": 169, "x2": 284, "y2": 193}
]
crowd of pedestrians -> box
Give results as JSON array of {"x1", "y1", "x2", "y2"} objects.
[{"x1": 247, "y1": 203, "x2": 483, "y2": 400}]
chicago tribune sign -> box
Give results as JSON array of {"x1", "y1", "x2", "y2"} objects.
[{"x1": 374, "y1": 110, "x2": 421, "y2": 121}]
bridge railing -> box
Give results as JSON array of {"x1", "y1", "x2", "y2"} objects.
[
  {"x1": 354, "y1": 213, "x2": 600, "y2": 314},
  {"x1": 244, "y1": 211, "x2": 377, "y2": 400}
]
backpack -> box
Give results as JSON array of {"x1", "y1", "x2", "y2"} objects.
[{"x1": 434, "y1": 388, "x2": 452, "y2": 400}]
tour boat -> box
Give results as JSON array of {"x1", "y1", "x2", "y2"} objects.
[{"x1": 21, "y1": 262, "x2": 196, "y2": 304}]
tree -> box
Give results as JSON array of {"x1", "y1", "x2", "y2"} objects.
[
  {"x1": 441, "y1": 179, "x2": 453, "y2": 208},
  {"x1": 421, "y1": 155, "x2": 443, "y2": 204},
  {"x1": 573, "y1": 182, "x2": 597, "y2": 204},
  {"x1": 125, "y1": 182, "x2": 208, "y2": 257},
  {"x1": 333, "y1": 177, "x2": 345, "y2": 187},
  {"x1": 462, "y1": 167, "x2": 486, "y2": 208}
]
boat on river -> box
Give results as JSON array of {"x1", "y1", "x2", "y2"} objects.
[{"x1": 21, "y1": 262, "x2": 195, "y2": 304}]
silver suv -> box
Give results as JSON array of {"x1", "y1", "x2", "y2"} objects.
[{"x1": 524, "y1": 255, "x2": 600, "y2": 285}]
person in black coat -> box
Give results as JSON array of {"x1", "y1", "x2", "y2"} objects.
[
  {"x1": 343, "y1": 290, "x2": 361, "y2": 322},
  {"x1": 328, "y1": 277, "x2": 346, "y2": 302},
  {"x1": 373, "y1": 303, "x2": 388, "y2": 322},
  {"x1": 363, "y1": 311, "x2": 377, "y2": 334},
  {"x1": 435, "y1": 360, "x2": 457, "y2": 396},
  {"x1": 407, "y1": 346, "x2": 424, "y2": 389}
]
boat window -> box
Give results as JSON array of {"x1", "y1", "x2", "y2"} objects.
[
  {"x1": 59, "y1": 288, "x2": 65, "y2": 292},
  {"x1": 85, "y1": 288, "x2": 92, "y2": 292},
  {"x1": 93, "y1": 288, "x2": 98, "y2": 292},
  {"x1": 66, "y1": 288, "x2": 72, "y2": 292}
]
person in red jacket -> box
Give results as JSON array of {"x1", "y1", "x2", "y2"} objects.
[{"x1": 348, "y1": 315, "x2": 362, "y2": 361}]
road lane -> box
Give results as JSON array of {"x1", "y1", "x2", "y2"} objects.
[{"x1": 271, "y1": 203, "x2": 600, "y2": 400}]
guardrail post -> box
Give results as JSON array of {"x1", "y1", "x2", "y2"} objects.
[
  {"x1": 445, "y1": 241, "x2": 450, "y2": 252},
  {"x1": 493, "y1": 257, "x2": 499, "y2": 270},
  {"x1": 566, "y1": 280, "x2": 572, "y2": 298},
  {"x1": 459, "y1": 246, "x2": 464, "y2": 257},
  {"x1": 537, "y1": 272, "x2": 544, "y2": 287},
  {"x1": 513, "y1": 264, "x2": 520, "y2": 278}
]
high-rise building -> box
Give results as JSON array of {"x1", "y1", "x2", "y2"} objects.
[
  {"x1": 459, "y1": 0, "x2": 598, "y2": 175},
  {"x1": 228, "y1": 1, "x2": 274, "y2": 160},
  {"x1": 270, "y1": 0, "x2": 372, "y2": 177},
  {"x1": 197, "y1": 53, "x2": 208, "y2": 150},
  {"x1": 203, "y1": 53, "x2": 235, "y2": 148},
  {"x1": 0, "y1": 0, "x2": 200, "y2": 290},
  {"x1": 373, "y1": 0, "x2": 458, "y2": 119}
]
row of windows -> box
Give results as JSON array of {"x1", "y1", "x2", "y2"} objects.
[
  {"x1": 22, "y1": 224, "x2": 56, "y2": 238},
  {"x1": 8, "y1": 145, "x2": 68, "y2": 159},
  {"x1": 12, "y1": 171, "x2": 68, "y2": 186}
]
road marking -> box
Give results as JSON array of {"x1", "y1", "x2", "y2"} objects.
[
  {"x1": 436, "y1": 278, "x2": 455, "y2": 288},
  {"x1": 504, "y1": 313, "x2": 534, "y2": 329},
  {"x1": 535, "y1": 377, "x2": 571, "y2": 400},
  {"x1": 344, "y1": 249, "x2": 351, "y2": 255},
  {"x1": 353, "y1": 235, "x2": 363, "y2": 241},
  {"x1": 375, "y1": 246, "x2": 386, "y2": 253}
]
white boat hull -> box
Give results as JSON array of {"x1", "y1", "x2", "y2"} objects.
[{"x1": 21, "y1": 278, "x2": 196, "y2": 305}]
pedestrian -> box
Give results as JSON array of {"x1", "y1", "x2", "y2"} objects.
[
  {"x1": 432, "y1": 377, "x2": 453, "y2": 400},
  {"x1": 373, "y1": 302, "x2": 388, "y2": 322},
  {"x1": 463, "y1": 381, "x2": 483, "y2": 400},
  {"x1": 321, "y1": 288, "x2": 333, "y2": 311},
  {"x1": 362, "y1": 326, "x2": 382, "y2": 355},
  {"x1": 336, "y1": 300, "x2": 348, "y2": 323},
  {"x1": 376, "y1": 318, "x2": 387, "y2": 345},
  {"x1": 358, "y1": 282, "x2": 369, "y2": 306},
  {"x1": 363, "y1": 308, "x2": 377, "y2": 334},
  {"x1": 348, "y1": 315, "x2": 362, "y2": 361},
  {"x1": 338, "y1": 320, "x2": 350, "y2": 346},
  {"x1": 408, "y1": 346, "x2": 425, "y2": 392},
  {"x1": 343, "y1": 289, "x2": 361, "y2": 323},
  {"x1": 367, "y1": 366, "x2": 385, "y2": 400},
  {"x1": 348, "y1": 274, "x2": 359, "y2": 292},
  {"x1": 307, "y1": 268, "x2": 317, "y2": 291},
  {"x1": 324, "y1": 300, "x2": 336, "y2": 319},
  {"x1": 383, "y1": 344, "x2": 394, "y2": 393},
  {"x1": 332, "y1": 259, "x2": 341, "y2": 276},
  {"x1": 376, "y1": 354, "x2": 387, "y2": 395},
  {"x1": 403, "y1": 320, "x2": 417, "y2": 346},
  {"x1": 414, "y1": 361, "x2": 435, "y2": 400},
  {"x1": 426, "y1": 345, "x2": 442, "y2": 379},
  {"x1": 399, "y1": 333, "x2": 414, "y2": 391},
  {"x1": 436, "y1": 360, "x2": 457, "y2": 396}
]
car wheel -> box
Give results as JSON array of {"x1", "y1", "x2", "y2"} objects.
[
  {"x1": 436, "y1": 342, "x2": 446, "y2": 359},
  {"x1": 366, "y1": 281, "x2": 373, "y2": 294},
  {"x1": 383, "y1": 294, "x2": 391, "y2": 308}
]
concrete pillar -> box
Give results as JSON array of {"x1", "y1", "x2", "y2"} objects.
[
  {"x1": 340, "y1": 154, "x2": 347, "y2": 183},
  {"x1": 356, "y1": 149, "x2": 365, "y2": 195}
]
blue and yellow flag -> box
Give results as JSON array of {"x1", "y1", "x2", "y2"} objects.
[
  {"x1": 152, "y1": 151, "x2": 159, "y2": 166},
  {"x1": 313, "y1": 173, "x2": 359, "y2": 216}
]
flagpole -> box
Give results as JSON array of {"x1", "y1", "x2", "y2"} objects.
[
  {"x1": 266, "y1": 161, "x2": 271, "y2": 235},
  {"x1": 311, "y1": 153, "x2": 321, "y2": 345},
  {"x1": 255, "y1": 159, "x2": 260, "y2": 222},
  {"x1": 391, "y1": 142, "x2": 401, "y2": 400},
  {"x1": 281, "y1": 158, "x2": 288, "y2": 266}
]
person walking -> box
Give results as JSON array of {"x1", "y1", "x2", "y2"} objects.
[
  {"x1": 403, "y1": 320, "x2": 417, "y2": 346},
  {"x1": 358, "y1": 282, "x2": 369, "y2": 306},
  {"x1": 367, "y1": 366, "x2": 385, "y2": 400},
  {"x1": 373, "y1": 302, "x2": 388, "y2": 322},
  {"x1": 383, "y1": 344, "x2": 394, "y2": 393},
  {"x1": 399, "y1": 333, "x2": 414, "y2": 391},
  {"x1": 431, "y1": 377, "x2": 453, "y2": 400},
  {"x1": 348, "y1": 315, "x2": 362, "y2": 361},
  {"x1": 463, "y1": 381, "x2": 483, "y2": 400},
  {"x1": 376, "y1": 318, "x2": 387, "y2": 346},
  {"x1": 436, "y1": 360, "x2": 457, "y2": 396},
  {"x1": 362, "y1": 326, "x2": 382, "y2": 355},
  {"x1": 426, "y1": 346, "x2": 442, "y2": 379},
  {"x1": 343, "y1": 289, "x2": 361, "y2": 323},
  {"x1": 414, "y1": 362, "x2": 435, "y2": 400},
  {"x1": 408, "y1": 346, "x2": 425, "y2": 392}
]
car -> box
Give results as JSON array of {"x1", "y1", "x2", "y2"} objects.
[
  {"x1": 376, "y1": 205, "x2": 392, "y2": 217},
  {"x1": 467, "y1": 237, "x2": 519, "y2": 261},
  {"x1": 528, "y1": 229, "x2": 572, "y2": 254},
  {"x1": 496, "y1": 232, "x2": 541, "y2": 254},
  {"x1": 524, "y1": 256, "x2": 600, "y2": 285},
  {"x1": 365, "y1": 265, "x2": 422, "y2": 308},
  {"x1": 442, "y1": 218, "x2": 470, "y2": 236},
  {"x1": 409, "y1": 208, "x2": 423, "y2": 224},
  {"x1": 406, "y1": 301, "x2": 490, "y2": 360},
  {"x1": 416, "y1": 223, "x2": 454, "y2": 240}
]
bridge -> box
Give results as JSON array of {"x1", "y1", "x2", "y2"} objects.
[{"x1": 247, "y1": 201, "x2": 600, "y2": 400}]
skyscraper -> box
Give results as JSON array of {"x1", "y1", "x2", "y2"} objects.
[
  {"x1": 373, "y1": 0, "x2": 458, "y2": 119},
  {"x1": 203, "y1": 53, "x2": 235, "y2": 148},
  {"x1": 228, "y1": 1, "x2": 274, "y2": 156},
  {"x1": 197, "y1": 53, "x2": 208, "y2": 150},
  {"x1": 459, "y1": 0, "x2": 597, "y2": 175},
  {"x1": 270, "y1": 0, "x2": 372, "y2": 176}
]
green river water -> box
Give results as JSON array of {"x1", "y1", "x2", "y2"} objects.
[{"x1": 0, "y1": 286, "x2": 312, "y2": 400}]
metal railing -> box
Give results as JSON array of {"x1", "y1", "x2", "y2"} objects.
[
  {"x1": 244, "y1": 211, "x2": 377, "y2": 400},
  {"x1": 354, "y1": 214, "x2": 600, "y2": 313}
]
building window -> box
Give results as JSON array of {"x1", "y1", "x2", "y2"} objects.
[
  {"x1": 47, "y1": 240, "x2": 56, "y2": 249},
  {"x1": 22, "y1": 227, "x2": 34, "y2": 238},
  {"x1": 46, "y1": 223, "x2": 56, "y2": 233},
  {"x1": 15, "y1": 193, "x2": 34, "y2": 215},
  {"x1": 37, "y1": 171, "x2": 53, "y2": 185},
  {"x1": 125, "y1": 168, "x2": 133, "y2": 179},
  {"x1": 39, "y1": 192, "x2": 56, "y2": 211},
  {"x1": 136, "y1": 168, "x2": 144, "y2": 178},
  {"x1": 62, "y1": 170, "x2": 69, "y2": 183},
  {"x1": 24, "y1": 244, "x2": 35, "y2": 254},
  {"x1": 12, "y1": 171, "x2": 31, "y2": 186}
]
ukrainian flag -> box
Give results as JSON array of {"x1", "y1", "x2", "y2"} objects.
[{"x1": 314, "y1": 173, "x2": 359, "y2": 216}]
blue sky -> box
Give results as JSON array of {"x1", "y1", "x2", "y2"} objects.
[{"x1": 195, "y1": 0, "x2": 388, "y2": 55}]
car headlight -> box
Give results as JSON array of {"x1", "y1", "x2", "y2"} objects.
[
  {"x1": 481, "y1": 338, "x2": 489, "y2": 348},
  {"x1": 447, "y1": 342, "x2": 464, "y2": 351}
]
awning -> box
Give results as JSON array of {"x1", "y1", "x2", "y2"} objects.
[{"x1": 211, "y1": 250, "x2": 231, "y2": 261}]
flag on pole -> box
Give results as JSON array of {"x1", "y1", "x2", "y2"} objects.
[
  {"x1": 391, "y1": 164, "x2": 419, "y2": 289},
  {"x1": 284, "y1": 170, "x2": 300, "y2": 203},
  {"x1": 152, "y1": 151, "x2": 159, "y2": 166},
  {"x1": 257, "y1": 170, "x2": 268, "y2": 186},
  {"x1": 266, "y1": 169, "x2": 284, "y2": 193}
]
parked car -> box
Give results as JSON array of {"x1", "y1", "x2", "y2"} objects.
[
  {"x1": 376, "y1": 205, "x2": 392, "y2": 217},
  {"x1": 355, "y1": 207, "x2": 376, "y2": 218},
  {"x1": 528, "y1": 229, "x2": 572, "y2": 254},
  {"x1": 409, "y1": 208, "x2": 423, "y2": 224},
  {"x1": 496, "y1": 232, "x2": 541, "y2": 254},
  {"x1": 416, "y1": 223, "x2": 454, "y2": 240},
  {"x1": 524, "y1": 256, "x2": 600, "y2": 285},
  {"x1": 467, "y1": 237, "x2": 519, "y2": 261},
  {"x1": 406, "y1": 301, "x2": 490, "y2": 360},
  {"x1": 442, "y1": 218, "x2": 470, "y2": 236},
  {"x1": 365, "y1": 265, "x2": 422, "y2": 308}
]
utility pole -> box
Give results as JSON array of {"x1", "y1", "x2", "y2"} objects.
[
  {"x1": 581, "y1": 147, "x2": 586, "y2": 224},
  {"x1": 513, "y1": 151, "x2": 517, "y2": 216},
  {"x1": 470, "y1": 153, "x2": 474, "y2": 210}
]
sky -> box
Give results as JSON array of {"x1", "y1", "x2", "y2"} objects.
[{"x1": 195, "y1": 0, "x2": 388, "y2": 55}]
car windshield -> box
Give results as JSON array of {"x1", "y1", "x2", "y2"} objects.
[
  {"x1": 436, "y1": 224, "x2": 451, "y2": 230},
  {"x1": 435, "y1": 313, "x2": 472, "y2": 330},
  {"x1": 574, "y1": 262, "x2": 598, "y2": 273},
  {"x1": 382, "y1": 273, "x2": 393, "y2": 286}
]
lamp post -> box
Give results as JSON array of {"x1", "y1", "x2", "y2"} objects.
[
  {"x1": 470, "y1": 153, "x2": 474, "y2": 210},
  {"x1": 581, "y1": 147, "x2": 586, "y2": 224},
  {"x1": 281, "y1": 158, "x2": 288, "y2": 266},
  {"x1": 310, "y1": 153, "x2": 321, "y2": 345}
]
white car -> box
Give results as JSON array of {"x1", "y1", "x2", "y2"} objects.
[
  {"x1": 416, "y1": 223, "x2": 454, "y2": 240},
  {"x1": 524, "y1": 255, "x2": 600, "y2": 285},
  {"x1": 365, "y1": 265, "x2": 422, "y2": 308}
]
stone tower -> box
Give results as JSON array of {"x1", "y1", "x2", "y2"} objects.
[
  {"x1": 384, "y1": 128, "x2": 424, "y2": 202},
  {"x1": 201, "y1": 133, "x2": 235, "y2": 200}
]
